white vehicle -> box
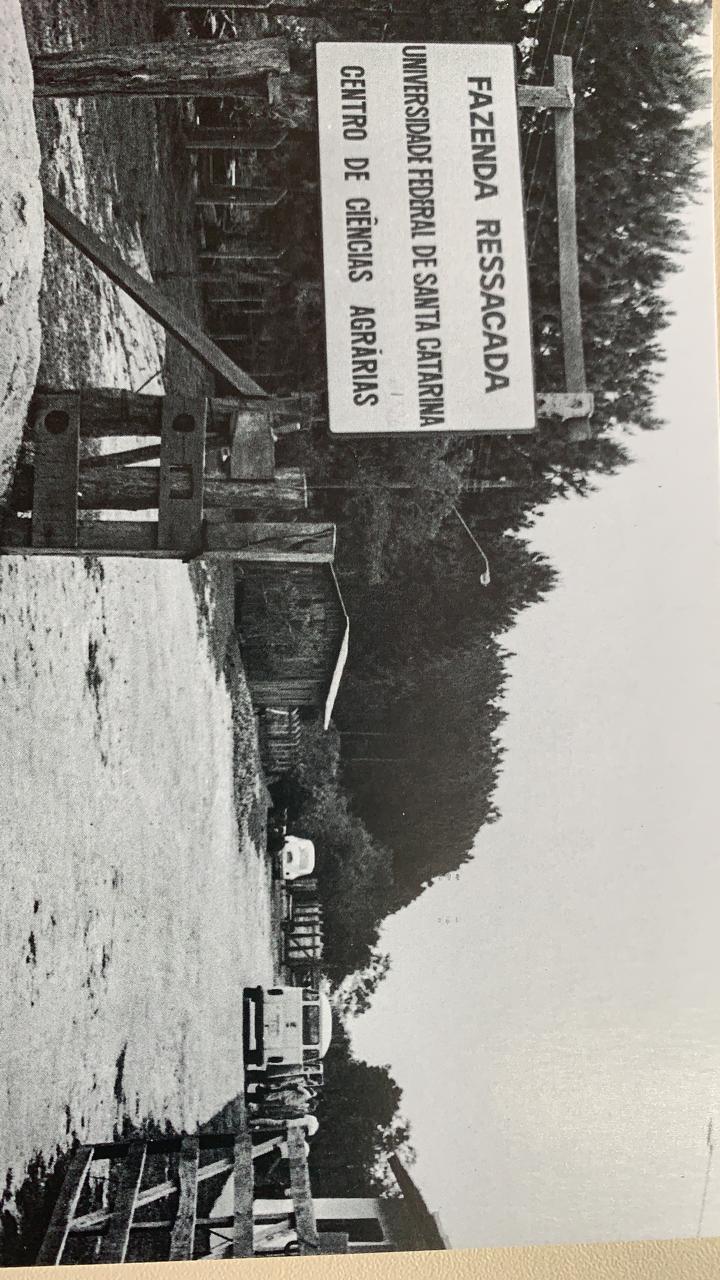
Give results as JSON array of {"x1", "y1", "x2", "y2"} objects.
[
  {"x1": 279, "y1": 835, "x2": 315, "y2": 881},
  {"x1": 243, "y1": 984, "x2": 332, "y2": 1069}
]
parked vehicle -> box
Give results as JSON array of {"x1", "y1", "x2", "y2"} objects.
[
  {"x1": 279, "y1": 835, "x2": 315, "y2": 881},
  {"x1": 243, "y1": 984, "x2": 332, "y2": 1069}
]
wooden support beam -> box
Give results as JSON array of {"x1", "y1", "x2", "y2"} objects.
[
  {"x1": 535, "y1": 391, "x2": 594, "y2": 421},
  {"x1": 73, "y1": 466, "x2": 307, "y2": 512},
  {"x1": 34, "y1": 388, "x2": 307, "y2": 440},
  {"x1": 286, "y1": 1126, "x2": 319, "y2": 1254},
  {"x1": 203, "y1": 522, "x2": 336, "y2": 563},
  {"x1": 158, "y1": 395, "x2": 207, "y2": 554},
  {"x1": 517, "y1": 83, "x2": 574, "y2": 110},
  {"x1": 169, "y1": 1135, "x2": 199, "y2": 1262},
  {"x1": 188, "y1": 126, "x2": 287, "y2": 151},
  {"x1": 32, "y1": 39, "x2": 290, "y2": 98},
  {"x1": 31, "y1": 393, "x2": 80, "y2": 549},
  {"x1": 198, "y1": 245, "x2": 287, "y2": 262},
  {"x1": 35, "y1": 1146, "x2": 95, "y2": 1265},
  {"x1": 96, "y1": 1141, "x2": 146, "y2": 1264},
  {"x1": 1, "y1": 516, "x2": 167, "y2": 558},
  {"x1": 553, "y1": 56, "x2": 587, "y2": 393},
  {"x1": 42, "y1": 192, "x2": 267, "y2": 398},
  {"x1": 196, "y1": 186, "x2": 287, "y2": 209},
  {"x1": 230, "y1": 410, "x2": 275, "y2": 479},
  {"x1": 233, "y1": 1133, "x2": 255, "y2": 1258},
  {"x1": 81, "y1": 442, "x2": 162, "y2": 469}
]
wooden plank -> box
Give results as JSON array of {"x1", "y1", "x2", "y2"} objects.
[
  {"x1": 169, "y1": 1135, "x2": 199, "y2": 1261},
  {"x1": 188, "y1": 126, "x2": 287, "y2": 151},
  {"x1": 31, "y1": 394, "x2": 80, "y2": 548},
  {"x1": 517, "y1": 83, "x2": 573, "y2": 110},
  {"x1": 198, "y1": 246, "x2": 287, "y2": 263},
  {"x1": 1, "y1": 516, "x2": 163, "y2": 557},
  {"x1": 230, "y1": 410, "x2": 275, "y2": 479},
  {"x1": 535, "y1": 391, "x2": 594, "y2": 420},
  {"x1": 96, "y1": 1140, "x2": 146, "y2": 1264},
  {"x1": 81, "y1": 443, "x2": 161, "y2": 469},
  {"x1": 71, "y1": 1156, "x2": 234, "y2": 1234},
  {"x1": 203, "y1": 522, "x2": 336, "y2": 564},
  {"x1": 553, "y1": 56, "x2": 587, "y2": 393},
  {"x1": 158, "y1": 395, "x2": 207, "y2": 553},
  {"x1": 205, "y1": 469, "x2": 307, "y2": 510},
  {"x1": 233, "y1": 1132, "x2": 255, "y2": 1258},
  {"x1": 196, "y1": 185, "x2": 287, "y2": 209},
  {"x1": 35, "y1": 1145, "x2": 95, "y2": 1265},
  {"x1": 286, "y1": 1126, "x2": 319, "y2": 1254},
  {"x1": 319, "y1": 1233, "x2": 349, "y2": 1253},
  {"x1": 33, "y1": 39, "x2": 290, "y2": 97},
  {"x1": 43, "y1": 192, "x2": 267, "y2": 398},
  {"x1": 76, "y1": 467, "x2": 306, "y2": 512}
]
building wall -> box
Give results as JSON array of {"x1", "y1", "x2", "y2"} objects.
[{"x1": 237, "y1": 565, "x2": 345, "y2": 711}]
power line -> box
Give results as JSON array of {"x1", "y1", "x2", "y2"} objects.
[
  {"x1": 524, "y1": 0, "x2": 567, "y2": 208},
  {"x1": 521, "y1": 1, "x2": 549, "y2": 169},
  {"x1": 529, "y1": 0, "x2": 594, "y2": 261}
]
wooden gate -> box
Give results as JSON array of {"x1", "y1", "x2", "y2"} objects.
[
  {"x1": 0, "y1": 389, "x2": 334, "y2": 564},
  {"x1": 35, "y1": 1126, "x2": 345, "y2": 1265}
]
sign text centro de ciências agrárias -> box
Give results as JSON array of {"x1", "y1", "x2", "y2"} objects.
[{"x1": 316, "y1": 43, "x2": 536, "y2": 435}]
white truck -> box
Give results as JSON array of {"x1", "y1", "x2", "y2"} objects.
[
  {"x1": 279, "y1": 835, "x2": 315, "y2": 882},
  {"x1": 243, "y1": 984, "x2": 332, "y2": 1069}
]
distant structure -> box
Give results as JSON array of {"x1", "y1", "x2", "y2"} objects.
[
  {"x1": 235, "y1": 562, "x2": 349, "y2": 728},
  {"x1": 295, "y1": 1156, "x2": 449, "y2": 1252}
]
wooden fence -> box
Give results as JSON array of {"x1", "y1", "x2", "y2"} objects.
[
  {"x1": 35, "y1": 1126, "x2": 344, "y2": 1265},
  {"x1": 259, "y1": 706, "x2": 302, "y2": 776}
]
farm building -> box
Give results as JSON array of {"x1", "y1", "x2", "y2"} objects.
[{"x1": 235, "y1": 563, "x2": 349, "y2": 728}]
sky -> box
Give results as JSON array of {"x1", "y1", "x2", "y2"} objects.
[{"x1": 350, "y1": 97, "x2": 720, "y2": 1248}]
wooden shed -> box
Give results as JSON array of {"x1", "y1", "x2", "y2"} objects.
[{"x1": 235, "y1": 563, "x2": 349, "y2": 728}]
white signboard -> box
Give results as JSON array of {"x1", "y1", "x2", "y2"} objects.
[{"x1": 316, "y1": 43, "x2": 536, "y2": 435}]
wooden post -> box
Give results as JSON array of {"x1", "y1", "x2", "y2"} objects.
[
  {"x1": 203, "y1": 522, "x2": 336, "y2": 563},
  {"x1": 32, "y1": 39, "x2": 290, "y2": 98},
  {"x1": 43, "y1": 192, "x2": 267, "y2": 398},
  {"x1": 169, "y1": 1136, "x2": 199, "y2": 1262},
  {"x1": 157, "y1": 395, "x2": 207, "y2": 553},
  {"x1": 35, "y1": 1147, "x2": 95, "y2": 1266},
  {"x1": 286, "y1": 1126, "x2": 319, "y2": 1255},
  {"x1": 553, "y1": 56, "x2": 586, "y2": 394},
  {"x1": 31, "y1": 394, "x2": 81, "y2": 549},
  {"x1": 233, "y1": 1133, "x2": 255, "y2": 1258},
  {"x1": 195, "y1": 186, "x2": 287, "y2": 209},
  {"x1": 96, "y1": 1141, "x2": 146, "y2": 1264}
]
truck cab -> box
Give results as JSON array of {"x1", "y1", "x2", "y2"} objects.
[{"x1": 243, "y1": 984, "x2": 332, "y2": 1069}]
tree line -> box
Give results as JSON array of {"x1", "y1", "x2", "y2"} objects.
[{"x1": 194, "y1": 0, "x2": 709, "y2": 1196}]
